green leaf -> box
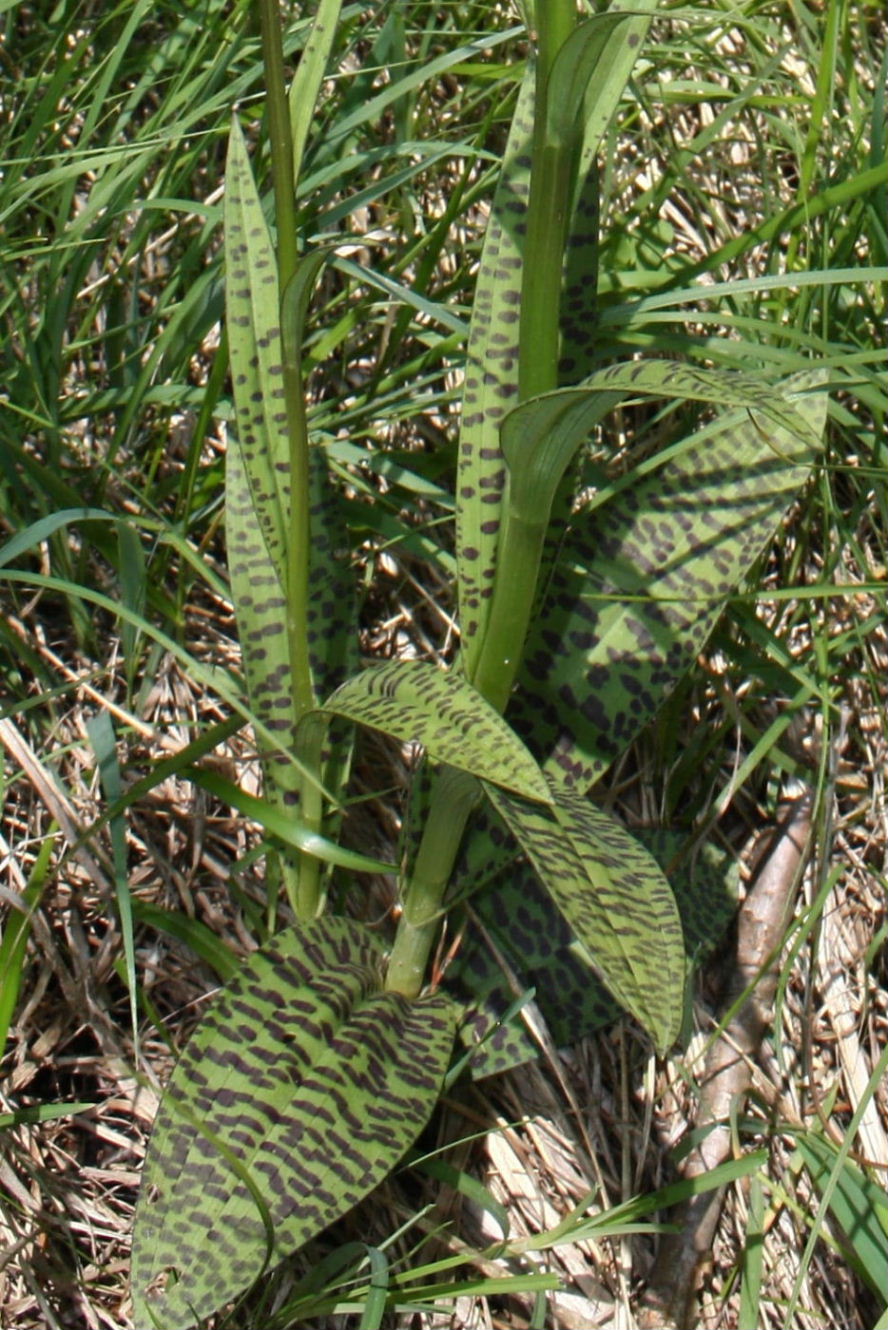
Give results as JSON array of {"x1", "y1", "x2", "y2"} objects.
[
  {"x1": 0, "y1": 1102, "x2": 96, "y2": 1129},
  {"x1": 0, "y1": 506, "x2": 113, "y2": 567},
  {"x1": 739, "y1": 1175, "x2": 765, "y2": 1328},
  {"x1": 545, "y1": 13, "x2": 647, "y2": 152},
  {"x1": 185, "y1": 765, "x2": 395, "y2": 875},
  {"x1": 452, "y1": 824, "x2": 739, "y2": 1077},
  {"x1": 131, "y1": 916, "x2": 458, "y2": 1330},
  {"x1": 320, "y1": 660, "x2": 552, "y2": 805},
  {"x1": 224, "y1": 116, "x2": 289, "y2": 588},
  {"x1": 224, "y1": 427, "x2": 298, "y2": 799},
  {"x1": 87, "y1": 710, "x2": 139, "y2": 1056},
  {"x1": 795, "y1": 1132, "x2": 888, "y2": 1301},
  {"x1": 116, "y1": 518, "x2": 146, "y2": 683},
  {"x1": 500, "y1": 386, "x2": 619, "y2": 526},
  {"x1": 225, "y1": 129, "x2": 356, "y2": 796},
  {"x1": 502, "y1": 363, "x2": 821, "y2": 527},
  {"x1": 456, "y1": 64, "x2": 534, "y2": 677},
  {"x1": 572, "y1": 1, "x2": 657, "y2": 178},
  {"x1": 483, "y1": 784, "x2": 685, "y2": 1054},
  {"x1": 0, "y1": 833, "x2": 54, "y2": 1059},
  {"x1": 508, "y1": 369, "x2": 828, "y2": 792},
  {"x1": 287, "y1": 0, "x2": 344, "y2": 187},
  {"x1": 226, "y1": 437, "x2": 355, "y2": 805},
  {"x1": 130, "y1": 900, "x2": 239, "y2": 984}
]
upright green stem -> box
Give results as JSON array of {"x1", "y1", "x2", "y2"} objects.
[
  {"x1": 473, "y1": 0, "x2": 581, "y2": 706},
  {"x1": 258, "y1": 0, "x2": 298, "y2": 290},
  {"x1": 386, "y1": 2, "x2": 580, "y2": 996},
  {"x1": 384, "y1": 768, "x2": 480, "y2": 997},
  {"x1": 258, "y1": 0, "x2": 321, "y2": 916}
]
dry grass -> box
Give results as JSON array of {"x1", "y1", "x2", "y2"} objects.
[{"x1": 1, "y1": 475, "x2": 884, "y2": 1330}]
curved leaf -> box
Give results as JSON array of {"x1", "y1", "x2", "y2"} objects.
[
  {"x1": 546, "y1": 13, "x2": 646, "y2": 151},
  {"x1": 453, "y1": 824, "x2": 740, "y2": 1077},
  {"x1": 795, "y1": 1131, "x2": 888, "y2": 1301},
  {"x1": 508, "y1": 370, "x2": 828, "y2": 791},
  {"x1": 320, "y1": 660, "x2": 552, "y2": 804},
  {"x1": 501, "y1": 363, "x2": 820, "y2": 528},
  {"x1": 185, "y1": 766, "x2": 395, "y2": 874},
  {"x1": 132, "y1": 916, "x2": 457, "y2": 1330},
  {"x1": 483, "y1": 783, "x2": 685, "y2": 1054}
]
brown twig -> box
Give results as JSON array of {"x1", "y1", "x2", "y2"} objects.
[{"x1": 638, "y1": 791, "x2": 814, "y2": 1329}]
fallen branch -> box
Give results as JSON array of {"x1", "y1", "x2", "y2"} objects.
[{"x1": 638, "y1": 791, "x2": 814, "y2": 1329}]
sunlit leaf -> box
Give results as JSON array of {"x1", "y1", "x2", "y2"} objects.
[
  {"x1": 225, "y1": 120, "x2": 355, "y2": 812},
  {"x1": 320, "y1": 660, "x2": 552, "y2": 804},
  {"x1": 131, "y1": 916, "x2": 458, "y2": 1330},
  {"x1": 224, "y1": 117, "x2": 289, "y2": 587},
  {"x1": 545, "y1": 12, "x2": 646, "y2": 151},
  {"x1": 508, "y1": 370, "x2": 828, "y2": 792},
  {"x1": 483, "y1": 782, "x2": 685, "y2": 1054},
  {"x1": 453, "y1": 823, "x2": 740, "y2": 1077},
  {"x1": 796, "y1": 1131, "x2": 888, "y2": 1301},
  {"x1": 456, "y1": 64, "x2": 533, "y2": 676}
]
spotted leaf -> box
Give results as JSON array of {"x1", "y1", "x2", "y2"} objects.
[
  {"x1": 225, "y1": 119, "x2": 355, "y2": 809},
  {"x1": 545, "y1": 11, "x2": 650, "y2": 152},
  {"x1": 224, "y1": 117, "x2": 289, "y2": 588},
  {"x1": 453, "y1": 825, "x2": 739, "y2": 1077},
  {"x1": 502, "y1": 363, "x2": 820, "y2": 529},
  {"x1": 320, "y1": 660, "x2": 551, "y2": 804},
  {"x1": 552, "y1": 0, "x2": 654, "y2": 393},
  {"x1": 509, "y1": 370, "x2": 828, "y2": 792},
  {"x1": 456, "y1": 65, "x2": 533, "y2": 676},
  {"x1": 483, "y1": 782, "x2": 685, "y2": 1054},
  {"x1": 131, "y1": 916, "x2": 457, "y2": 1330}
]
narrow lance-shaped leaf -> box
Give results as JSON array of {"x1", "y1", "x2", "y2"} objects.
[
  {"x1": 287, "y1": 0, "x2": 344, "y2": 186},
  {"x1": 319, "y1": 660, "x2": 552, "y2": 805},
  {"x1": 457, "y1": 65, "x2": 534, "y2": 678},
  {"x1": 225, "y1": 431, "x2": 297, "y2": 800},
  {"x1": 483, "y1": 782, "x2": 686, "y2": 1054},
  {"x1": 186, "y1": 766, "x2": 394, "y2": 875},
  {"x1": 225, "y1": 142, "x2": 356, "y2": 808},
  {"x1": 131, "y1": 916, "x2": 458, "y2": 1330},
  {"x1": 224, "y1": 117, "x2": 289, "y2": 588},
  {"x1": 795, "y1": 1131, "x2": 888, "y2": 1301}
]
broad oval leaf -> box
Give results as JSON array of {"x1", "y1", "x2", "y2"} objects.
[
  {"x1": 452, "y1": 823, "x2": 739, "y2": 1078},
  {"x1": 483, "y1": 783, "x2": 685, "y2": 1054},
  {"x1": 320, "y1": 659, "x2": 552, "y2": 804},
  {"x1": 131, "y1": 916, "x2": 457, "y2": 1330},
  {"x1": 508, "y1": 370, "x2": 828, "y2": 792}
]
